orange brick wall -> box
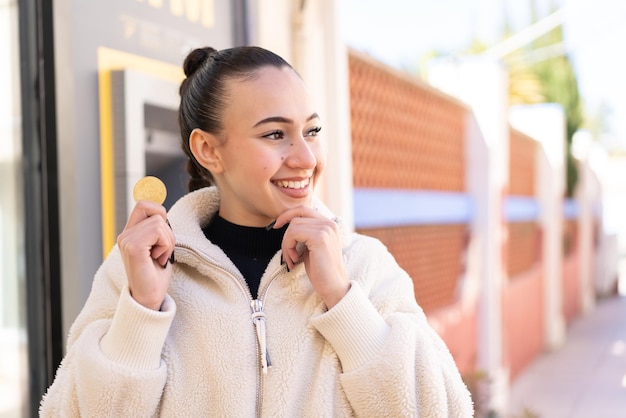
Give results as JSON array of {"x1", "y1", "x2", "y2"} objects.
[
  {"x1": 562, "y1": 249, "x2": 581, "y2": 324},
  {"x1": 349, "y1": 51, "x2": 469, "y2": 314},
  {"x1": 349, "y1": 51, "x2": 466, "y2": 191},
  {"x1": 429, "y1": 305, "x2": 478, "y2": 377},
  {"x1": 508, "y1": 128, "x2": 537, "y2": 196},
  {"x1": 562, "y1": 219, "x2": 581, "y2": 323},
  {"x1": 359, "y1": 224, "x2": 468, "y2": 313},
  {"x1": 507, "y1": 128, "x2": 540, "y2": 278},
  {"x1": 563, "y1": 219, "x2": 578, "y2": 256},
  {"x1": 502, "y1": 266, "x2": 544, "y2": 381},
  {"x1": 507, "y1": 222, "x2": 541, "y2": 278}
]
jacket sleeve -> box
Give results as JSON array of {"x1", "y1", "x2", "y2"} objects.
[
  {"x1": 309, "y1": 234, "x2": 474, "y2": 417},
  {"x1": 39, "y1": 246, "x2": 176, "y2": 417}
]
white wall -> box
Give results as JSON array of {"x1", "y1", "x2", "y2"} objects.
[{"x1": 510, "y1": 104, "x2": 567, "y2": 350}]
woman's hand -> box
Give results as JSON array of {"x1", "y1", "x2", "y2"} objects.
[
  {"x1": 116, "y1": 201, "x2": 176, "y2": 310},
  {"x1": 273, "y1": 207, "x2": 350, "y2": 309}
]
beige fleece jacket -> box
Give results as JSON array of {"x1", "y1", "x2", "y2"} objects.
[{"x1": 40, "y1": 187, "x2": 473, "y2": 417}]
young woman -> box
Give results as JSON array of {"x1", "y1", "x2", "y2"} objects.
[{"x1": 41, "y1": 46, "x2": 473, "y2": 417}]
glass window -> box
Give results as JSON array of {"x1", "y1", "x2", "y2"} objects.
[{"x1": 0, "y1": 0, "x2": 29, "y2": 416}]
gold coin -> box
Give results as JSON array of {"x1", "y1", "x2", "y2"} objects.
[{"x1": 133, "y1": 176, "x2": 167, "y2": 205}]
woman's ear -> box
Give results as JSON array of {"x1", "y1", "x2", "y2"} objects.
[{"x1": 189, "y1": 128, "x2": 224, "y2": 174}]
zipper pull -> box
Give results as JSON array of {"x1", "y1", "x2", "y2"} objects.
[{"x1": 251, "y1": 300, "x2": 271, "y2": 374}]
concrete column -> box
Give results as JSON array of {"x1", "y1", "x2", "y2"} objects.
[
  {"x1": 510, "y1": 104, "x2": 566, "y2": 350},
  {"x1": 246, "y1": 0, "x2": 294, "y2": 61},
  {"x1": 429, "y1": 56, "x2": 510, "y2": 414},
  {"x1": 572, "y1": 130, "x2": 596, "y2": 313}
]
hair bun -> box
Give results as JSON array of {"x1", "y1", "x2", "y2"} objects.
[{"x1": 183, "y1": 47, "x2": 218, "y2": 77}]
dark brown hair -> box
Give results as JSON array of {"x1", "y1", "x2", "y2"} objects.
[{"x1": 178, "y1": 46, "x2": 293, "y2": 192}]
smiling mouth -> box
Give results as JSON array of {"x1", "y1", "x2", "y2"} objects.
[{"x1": 273, "y1": 177, "x2": 311, "y2": 189}]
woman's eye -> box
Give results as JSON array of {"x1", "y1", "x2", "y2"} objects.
[
  {"x1": 306, "y1": 126, "x2": 322, "y2": 137},
  {"x1": 263, "y1": 130, "x2": 284, "y2": 140}
]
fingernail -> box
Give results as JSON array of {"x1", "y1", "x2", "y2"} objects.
[
  {"x1": 286, "y1": 264, "x2": 290, "y2": 273},
  {"x1": 265, "y1": 220, "x2": 276, "y2": 231},
  {"x1": 166, "y1": 219, "x2": 172, "y2": 229},
  {"x1": 162, "y1": 260, "x2": 169, "y2": 269},
  {"x1": 280, "y1": 254, "x2": 284, "y2": 265},
  {"x1": 169, "y1": 251, "x2": 176, "y2": 264}
]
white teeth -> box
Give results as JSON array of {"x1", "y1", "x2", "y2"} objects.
[{"x1": 276, "y1": 178, "x2": 310, "y2": 189}]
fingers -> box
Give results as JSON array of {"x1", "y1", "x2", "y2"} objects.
[
  {"x1": 273, "y1": 206, "x2": 339, "y2": 270},
  {"x1": 272, "y1": 206, "x2": 324, "y2": 229},
  {"x1": 124, "y1": 200, "x2": 168, "y2": 230},
  {"x1": 116, "y1": 201, "x2": 175, "y2": 310},
  {"x1": 283, "y1": 246, "x2": 301, "y2": 271},
  {"x1": 273, "y1": 206, "x2": 349, "y2": 308},
  {"x1": 151, "y1": 232, "x2": 175, "y2": 267},
  {"x1": 280, "y1": 222, "x2": 336, "y2": 266},
  {"x1": 117, "y1": 214, "x2": 175, "y2": 264},
  {"x1": 117, "y1": 200, "x2": 175, "y2": 269}
]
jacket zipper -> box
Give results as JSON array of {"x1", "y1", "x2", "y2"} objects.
[
  {"x1": 253, "y1": 266, "x2": 287, "y2": 417},
  {"x1": 251, "y1": 299, "x2": 271, "y2": 372},
  {"x1": 175, "y1": 244, "x2": 286, "y2": 417}
]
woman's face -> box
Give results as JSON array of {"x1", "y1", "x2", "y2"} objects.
[{"x1": 210, "y1": 66, "x2": 325, "y2": 227}]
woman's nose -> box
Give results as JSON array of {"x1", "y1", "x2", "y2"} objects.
[{"x1": 286, "y1": 136, "x2": 317, "y2": 168}]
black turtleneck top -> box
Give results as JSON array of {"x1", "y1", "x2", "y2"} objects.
[{"x1": 202, "y1": 215, "x2": 287, "y2": 299}]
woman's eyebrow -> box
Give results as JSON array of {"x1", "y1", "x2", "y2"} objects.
[
  {"x1": 306, "y1": 113, "x2": 319, "y2": 122},
  {"x1": 253, "y1": 113, "x2": 319, "y2": 128}
]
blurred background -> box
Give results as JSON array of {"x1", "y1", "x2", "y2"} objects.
[
  {"x1": 341, "y1": 0, "x2": 626, "y2": 256},
  {"x1": 1, "y1": 0, "x2": 624, "y2": 416}
]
